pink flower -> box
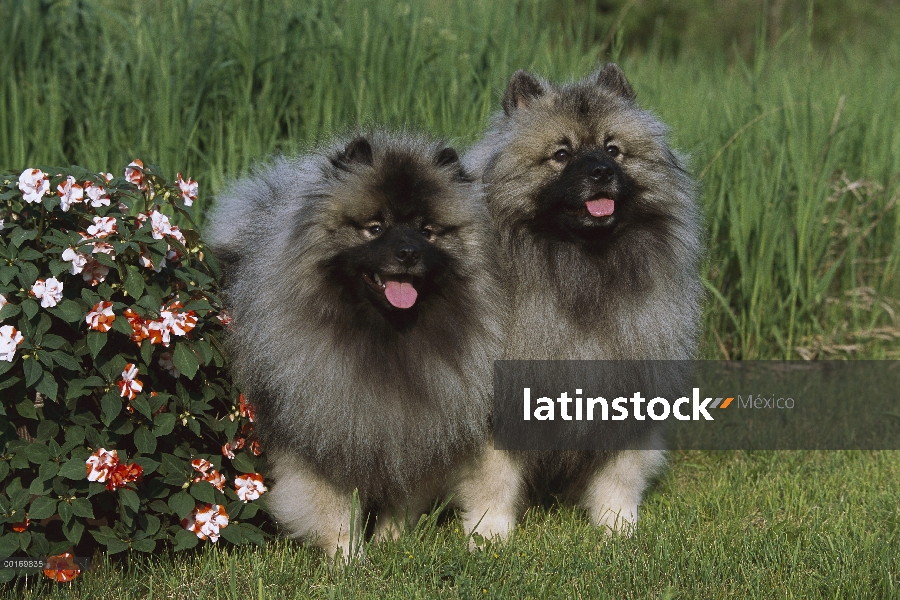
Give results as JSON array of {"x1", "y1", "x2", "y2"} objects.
[
  {"x1": 84, "y1": 181, "x2": 111, "y2": 208},
  {"x1": 182, "y1": 504, "x2": 229, "y2": 543},
  {"x1": 86, "y1": 301, "x2": 116, "y2": 332},
  {"x1": 117, "y1": 363, "x2": 143, "y2": 400},
  {"x1": 57, "y1": 176, "x2": 84, "y2": 211},
  {"x1": 61, "y1": 247, "x2": 89, "y2": 275},
  {"x1": 176, "y1": 173, "x2": 198, "y2": 206},
  {"x1": 18, "y1": 169, "x2": 49, "y2": 203},
  {"x1": 0, "y1": 325, "x2": 25, "y2": 362},
  {"x1": 82, "y1": 259, "x2": 110, "y2": 286},
  {"x1": 235, "y1": 473, "x2": 266, "y2": 502},
  {"x1": 158, "y1": 351, "x2": 180, "y2": 377},
  {"x1": 125, "y1": 159, "x2": 145, "y2": 189},
  {"x1": 85, "y1": 448, "x2": 119, "y2": 482},
  {"x1": 86, "y1": 216, "x2": 117, "y2": 238},
  {"x1": 30, "y1": 278, "x2": 63, "y2": 308}
]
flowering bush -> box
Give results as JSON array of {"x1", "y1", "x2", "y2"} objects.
[{"x1": 0, "y1": 163, "x2": 268, "y2": 582}]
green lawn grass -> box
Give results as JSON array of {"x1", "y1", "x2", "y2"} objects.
[{"x1": 2, "y1": 0, "x2": 900, "y2": 597}]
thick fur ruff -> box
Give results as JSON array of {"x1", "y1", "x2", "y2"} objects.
[
  {"x1": 458, "y1": 64, "x2": 703, "y2": 538},
  {"x1": 206, "y1": 131, "x2": 507, "y2": 521}
]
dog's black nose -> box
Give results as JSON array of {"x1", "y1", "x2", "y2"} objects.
[
  {"x1": 589, "y1": 161, "x2": 615, "y2": 183},
  {"x1": 394, "y1": 244, "x2": 421, "y2": 266}
]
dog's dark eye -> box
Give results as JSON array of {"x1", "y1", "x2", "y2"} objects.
[
  {"x1": 420, "y1": 226, "x2": 435, "y2": 239},
  {"x1": 605, "y1": 145, "x2": 620, "y2": 158},
  {"x1": 552, "y1": 149, "x2": 570, "y2": 163},
  {"x1": 365, "y1": 223, "x2": 383, "y2": 237}
]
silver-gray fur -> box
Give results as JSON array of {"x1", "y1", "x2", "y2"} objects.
[
  {"x1": 457, "y1": 64, "x2": 703, "y2": 541},
  {"x1": 205, "y1": 131, "x2": 508, "y2": 559}
]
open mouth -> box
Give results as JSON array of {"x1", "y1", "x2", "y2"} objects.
[
  {"x1": 564, "y1": 195, "x2": 616, "y2": 221},
  {"x1": 363, "y1": 272, "x2": 419, "y2": 309}
]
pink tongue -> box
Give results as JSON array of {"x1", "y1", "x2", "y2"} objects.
[
  {"x1": 586, "y1": 198, "x2": 615, "y2": 217},
  {"x1": 384, "y1": 279, "x2": 418, "y2": 309}
]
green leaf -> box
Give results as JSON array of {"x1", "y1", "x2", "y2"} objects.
[
  {"x1": 133, "y1": 426, "x2": 157, "y2": 454},
  {"x1": 124, "y1": 265, "x2": 145, "y2": 299},
  {"x1": 22, "y1": 357, "x2": 42, "y2": 387},
  {"x1": 51, "y1": 299, "x2": 85, "y2": 323},
  {"x1": 38, "y1": 462, "x2": 59, "y2": 481},
  {"x1": 189, "y1": 481, "x2": 216, "y2": 504},
  {"x1": 10, "y1": 227, "x2": 37, "y2": 248},
  {"x1": 140, "y1": 338, "x2": 153, "y2": 365},
  {"x1": 18, "y1": 264, "x2": 40, "y2": 289},
  {"x1": 62, "y1": 518, "x2": 85, "y2": 545},
  {"x1": 35, "y1": 420, "x2": 59, "y2": 442},
  {"x1": 106, "y1": 537, "x2": 129, "y2": 554},
  {"x1": 173, "y1": 529, "x2": 199, "y2": 551},
  {"x1": 0, "y1": 301, "x2": 20, "y2": 320},
  {"x1": 232, "y1": 452, "x2": 256, "y2": 473},
  {"x1": 87, "y1": 331, "x2": 107, "y2": 359},
  {"x1": 34, "y1": 371, "x2": 58, "y2": 401},
  {"x1": 59, "y1": 458, "x2": 87, "y2": 481},
  {"x1": 50, "y1": 350, "x2": 80, "y2": 371},
  {"x1": 172, "y1": 343, "x2": 199, "y2": 380},
  {"x1": 168, "y1": 491, "x2": 196, "y2": 520},
  {"x1": 111, "y1": 313, "x2": 134, "y2": 336},
  {"x1": 131, "y1": 538, "x2": 156, "y2": 553},
  {"x1": 24, "y1": 442, "x2": 51, "y2": 464},
  {"x1": 119, "y1": 488, "x2": 140, "y2": 512},
  {"x1": 58, "y1": 500, "x2": 74, "y2": 524},
  {"x1": 41, "y1": 334, "x2": 66, "y2": 350},
  {"x1": 28, "y1": 496, "x2": 58, "y2": 520},
  {"x1": 130, "y1": 396, "x2": 152, "y2": 419},
  {"x1": 153, "y1": 413, "x2": 176, "y2": 436},
  {"x1": 71, "y1": 498, "x2": 95, "y2": 519},
  {"x1": 240, "y1": 524, "x2": 266, "y2": 546},
  {"x1": 219, "y1": 522, "x2": 243, "y2": 545},
  {"x1": 100, "y1": 390, "x2": 122, "y2": 426}
]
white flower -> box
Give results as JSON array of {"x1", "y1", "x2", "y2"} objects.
[
  {"x1": 125, "y1": 159, "x2": 145, "y2": 189},
  {"x1": 85, "y1": 448, "x2": 119, "y2": 482},
  {"x1": 117, "y1": 363, "x2": 143, "y2": 400},
  {"x1": 148, "y1": 210, "x2": 173, "y2": 240},
  {"x1": 0, "y1": 324, "x2": 25, "y2": 362},
  {"x1": 30, "y1": 278, "x2": 63, "y2": 308},
  {"x1": 86, "y1": 301, "x2": 115, "y2": 332},
  {"x1": 18, "y1": 169, "x2": 50, "y2": 204},
  {"x1": 183, "y1": 504, "x2": 229, "y2": 543},
  {"x1": 176, "y1": 173, "x2": 198, "y2": 206},
  {"x1": 84, "y1": 181, "x2": 111, "y2": 208},
  {"x1": 57, "y1": 176, "x2": 84, "y2": 212},
  {"x1": 235, "y1": 473, "x2": 267, "y2": 502},
  {"x1": 86, "y1": 216, "x2": 117, "y2": 238},
  {"x1": 61, "y1": 247, "x2": 89, "y2": 275}
]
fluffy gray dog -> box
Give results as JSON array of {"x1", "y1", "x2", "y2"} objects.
[
  {"x1": 205, "y1": 131, "x2": 507, "y2": 561},
  {"x1": 457, "y1": 64, "x2": 703, "y2": 541}
]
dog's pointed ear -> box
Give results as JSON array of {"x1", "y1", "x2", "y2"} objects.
[
  {"x1": 595, "y1": 63, "x2": 635, "y2": 100},
  {"x1": 435, "y1": 146, "x2": 473, "y2": 182},
  {"x1": 502, "y1": 70, "x2": 544, "y2": 116},
  {"x1": 331, "y1": 136, "x2": 374, "y2": 170}
]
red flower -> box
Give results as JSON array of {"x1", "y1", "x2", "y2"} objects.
[
  {"x1": 43, "y1": 552, "x2": 81, "y2": 582},
  {"x1": 106, "y1": 462, "x2": 143, "y2": 492},
  {"x1": 116, "y1": 363, "x2": 143, "y2": 400},
  {"x1": 86, "y1": 301, "x2": 116, "y2": 332},
  {"x1": 10, "y1": 516, "x2": 29, "y2": 532},
  {"x1": 239, "y1": 394, "x2": 256, "y2": 422}
]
